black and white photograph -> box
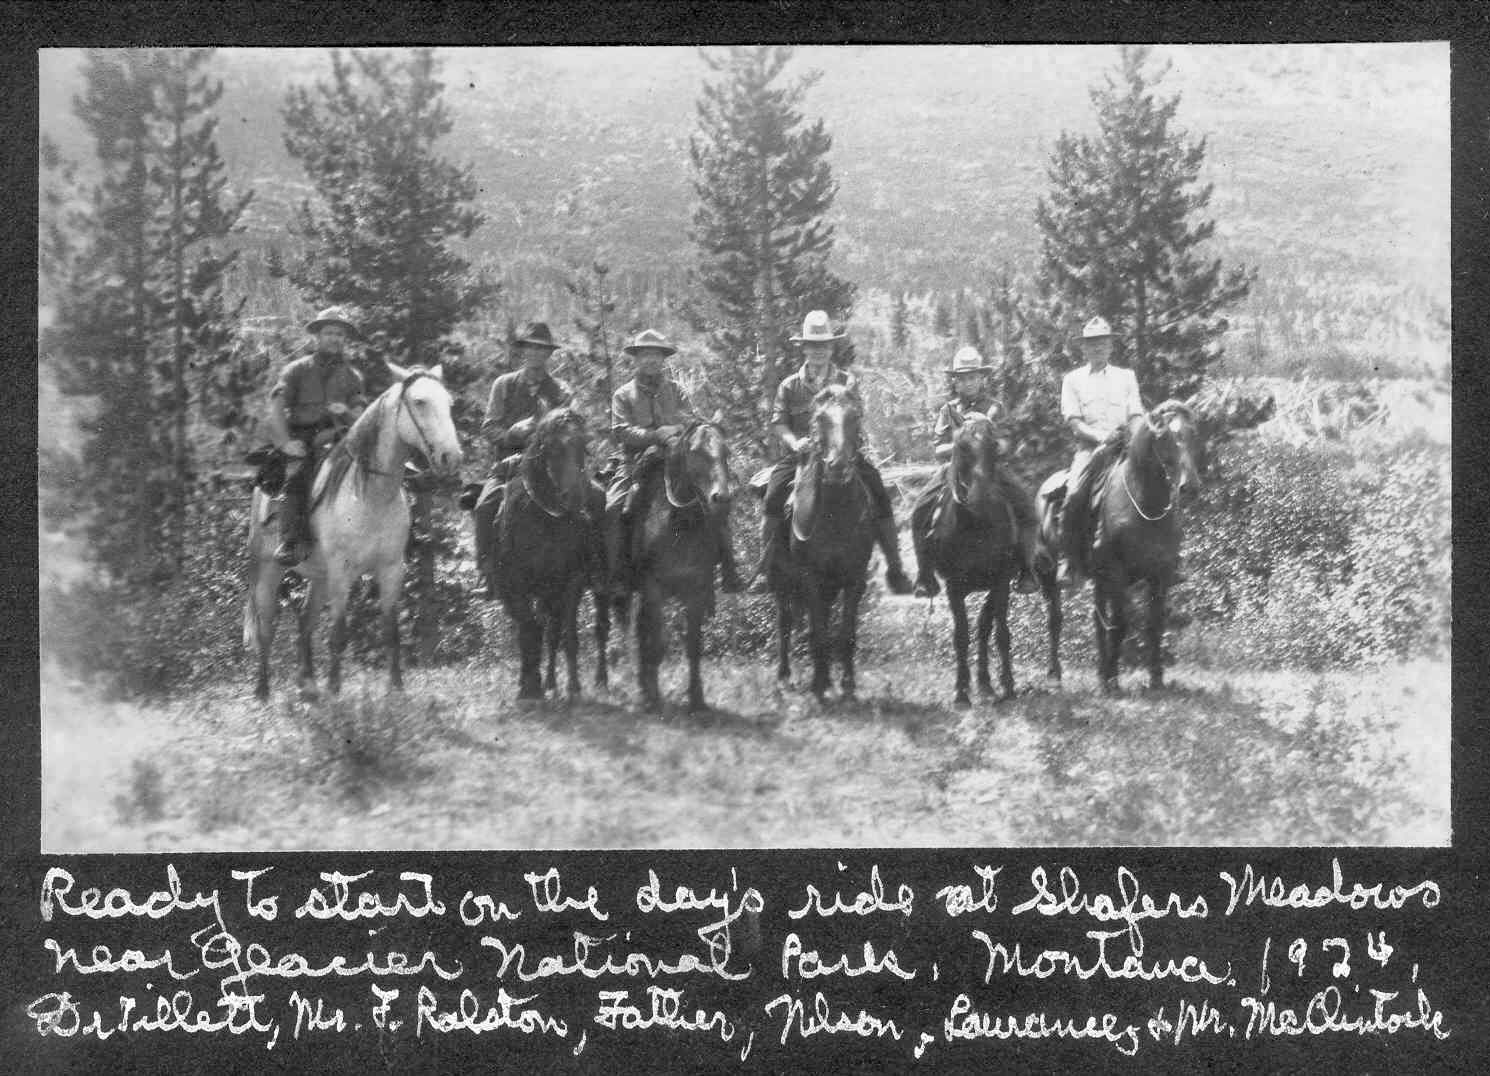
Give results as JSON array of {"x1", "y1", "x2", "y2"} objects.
[{"x1": 37, "y1": 42, "x2": 1450, "y2": 852}]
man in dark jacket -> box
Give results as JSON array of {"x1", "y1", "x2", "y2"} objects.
[
  {"x1": 265, "y1": 306, "x2": 367, "y2": 566},
  {"x1": 750, "y1": 310, "x2": 913, "y2": 595},
  {"x1": 471, "y1": 322, "x2": 572, "y2": 597}
]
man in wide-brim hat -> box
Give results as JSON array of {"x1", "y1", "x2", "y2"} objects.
[
  {"x1": 749, "y1": 309, "x2": 914, "y2": 595},
  {"x1": 908, "y1": 344, "x2": 1046, "y2": 597},
  {"x1": 1055, "y1": 315, "x2": 1146, "y2": 587},
  {"x1": 469, "y1": 321, "x2": 573, "y2": 598},
  {"x1": 605, "y1": 328, "x2": 743, "y2": 594},
  {"x1": 264, "y1": 306, "x2": 368, "y2": 565}
]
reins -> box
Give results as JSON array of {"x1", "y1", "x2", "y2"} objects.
[{"x1": 1121, "y1": 414, "x2": 1177, "y2": 522}]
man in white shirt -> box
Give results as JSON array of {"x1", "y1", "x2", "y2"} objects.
[{"x1": 1056, "y1": 316, "x2": 1145, "y2": 586}]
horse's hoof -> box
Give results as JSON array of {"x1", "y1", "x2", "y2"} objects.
[
  {"x1": 298, "y1": 685, "x2": 320, "y2": 703},
  {"x1": 997, "y1": 686, "x2": 1016, "y2": 704},
  {"x1": 687, "y1": 699, "x2": 710, "y2": 716},
  {"x1": 254, "y1": 684, "x2": 270, "y2": 703},
  {"x1": 841, "y1": 688, "x2": 857, "y2": 703},
  {"x1": 953, "y1": 692, "x2": 972, "y2": 709},
  {"x1": 977, "y1": 680, "x2": 996, "y2": 698},
  {"x1": 1046, "y1": 669, "x2": 1063, "y2": 685}
]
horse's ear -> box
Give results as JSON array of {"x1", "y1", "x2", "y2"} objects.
[
  {"x1": 385, "y1": 360, "x2": 410, "y2": 382},
  {"x1": 427, "y1": 363, "x2": 445, "y2": 382}
]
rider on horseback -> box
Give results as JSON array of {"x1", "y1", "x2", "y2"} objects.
[
  {"x1": 604, "y1": 329, "x2": 744, "y2": 596},
  {"x1": 749, "y1": 310, "x2": 914, "y2": 595},
  {"x1": 471, "y1": 322, "x2": 572, "y2": 599},
  {"x1": 1054, "y1": 316, "x2": 1146, "y2": 588},
  {"x1": 909, "y1": 345, "x2": 1045, "y2": 598},
  {"x1": 267, "y1": 306, "x2": 368, "y2": 566}
]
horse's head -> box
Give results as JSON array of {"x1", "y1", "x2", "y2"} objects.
[
  {"x1": 950, "y1": 412, "x2": 1002, "y2": 519},
  {"x1": 1136, "y1": 400, "x2": 1203, "y2": 505},
  {"x1": 667, "y1": 415, "x2": 734, "y2": 518},
  {"x1": 387, "y1": 362, "x2": 463, "y2": 476},
  {"x1": 810, "y1": 384, "x2": 862, "y2": 482},
  {"x1": 527, "y1": 406, "x2": 591, "y2": 516}
]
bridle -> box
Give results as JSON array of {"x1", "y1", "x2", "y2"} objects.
[
  {"x1": 1121, "y1": 411, "x2": 1183, "y2": 522},
  {"x1": 663, "y1": 420, "x2": 721, "y2": 511},
  {"x1": 523, "y1": 411, "x2": 586, "y2": 519},
  {"x1": 394, "y1": 370, "x2": 443, "y2": 471}
]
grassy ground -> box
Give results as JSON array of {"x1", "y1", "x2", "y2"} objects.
[{"x1": 41, "y1": 610, "x2": 1449, "y2": 850}]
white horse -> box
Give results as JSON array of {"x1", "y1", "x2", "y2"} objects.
[{"x1": 244, "y1": 362, "x2": 463, "y2": 699}]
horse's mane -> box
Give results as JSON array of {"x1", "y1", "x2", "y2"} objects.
[
  {"x1": 317, "y1": 366, "x2": 436, "y2": 502},
  {"x1": 523, "y1": 406, "x2": 586, "y2": 464}
]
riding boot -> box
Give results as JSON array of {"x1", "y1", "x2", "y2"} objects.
[
  {"x1": 603, "y1": 511, "x2": 629, "y2": 599},
  {"x1": 716, "y1": 520, "x2": 744, "y2": 593},
  {"x1": 273, "y1": 469, "x2": 308, "y2": 566},
  {"x1": 748, "y1": 514, "x2": 784, "y2": 594},
  {"x1": 1057, "y1": 486, "x2": 1088, "y2": 590},
  {"x1": 472, "y1": 485, "x2": 503, "y2": 600},
  {"x1": 910, "y1": 495, "x2": 940, "y2": 598},
  {"x1": 1014, "y1": 523, "x2": 1042, "y2": 594},
  {"x1": 876, "y1": 517, "x2": 915, "y2": 595}
]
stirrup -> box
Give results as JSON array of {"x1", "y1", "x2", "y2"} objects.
[
  {"x1": 913, "y1": 576, "x2": 940, "y2": 599},
  {"x1": 274, "y1": 540, "x2": 305, "y2": 567}
]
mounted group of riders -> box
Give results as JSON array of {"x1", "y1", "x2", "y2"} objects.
[{"x1": 262, "y1": 302, "x2": 1164, "y2": 608}]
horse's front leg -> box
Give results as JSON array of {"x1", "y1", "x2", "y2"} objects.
[
  {"x1": 373, "y1": 562, "x2": 405, "y2": 694},
  {"x1": 948, "y1": 583, "x2": 972, "y2": 708},
  {"x1": 1042, "y1": 570, "x2": 1063, "y2": 683},
  {"x1": 562, "y1": 579, "x2": 583, "y2": 698},
  {"x1": 1146, "y1": 580, "x2": 1168, "y2": 690},
  {"x1": 510, "y1": 598, "x2": 544, "y2": 701},
  {"x1": 992, "y1": 574, "x2": 1015, "y2": 701},
  {"x1": 1095, "y1": 581, "x2": 1126, "y2": 695},
  {"x1": 839, "y1": 580, "x2": 865, "y2": 701},
  {"x1": 593, "y1": 584, "x2": 610, "y2": 690},
  {"x1": 975, "y1": 586, "x2": 996, "y2": 698},
  {"x1": 775, "y1": 591, "x2": 793, "y2": 684},
  {"x1": 806, "y1": 580, "x2": 833, "y2": 700},
  {"x1": 543, "y1": 603, "x2": 560, "y2": 693},
  {"x1": 248, "y1": 560, "x2": 281, "y2": 701},
  {"x1": 296, "y1": 573, "x2": 324, "y2": 700},
  {"x1": 637, "y1": 580, "x2": 665, "y2": 713},
  {"x1": 685, "y1": 596, "x2": 708, "y2": 714}
]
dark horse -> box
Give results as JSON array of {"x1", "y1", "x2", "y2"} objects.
[
  {"x1": 773, "y1": 385, "x2": 876, "y2": 701},
  {"x1": 625, "y1": 420, "x2": 735, "y2": 713},
  {"x1": 916, "y1": 411, "x2": 1060, "y2": 706},
  {"x1": 1080, "y1": 401, "x2": 1202, "y2": 694},
  {"x1": 492, "y1": 407, "x2": 609, "y2": 700}
]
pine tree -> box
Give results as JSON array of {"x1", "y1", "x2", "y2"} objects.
[
  {"x1": 281, "y1": 48, "x2": 497, "y2": 663},
  {"x1": 1034, "y1": 46, "x2": 1255, "y2": 402},
  {"x1": 890, "y1": 290, "x2": 910, "y2": 352},
  {"x1": 45, "y1": 48, "x2": 250, "y2": 582},
  {"x1": 687, "y1": 46, "x2": 855, "y2": 443}
]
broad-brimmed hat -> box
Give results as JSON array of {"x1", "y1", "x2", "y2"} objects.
[
  {"x1": 306, "y1": 306, "x2": 361, "y2": 339},
  {"x1": 512, "y1": 321, "x2": 561, "y2": 351},
  {"x1": 945, "y1": 345, "x2": 995, "y2": 375},
  {"x1": 790, "y1": 309, "x2": 846, "y2": 344},
  {"x1": 622, "y1": 328, "x2": 678, "y2": 357},
  {"x1": 1082, "y1": 316, "x2": 1113, "y2": 339}
]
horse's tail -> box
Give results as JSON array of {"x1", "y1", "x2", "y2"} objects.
[{"x1": 242, "y1": 583, "x2": 258, "y2": 650}]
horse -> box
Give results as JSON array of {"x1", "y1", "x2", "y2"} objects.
[
  {"x1": 538, "y1": 476, "x2": 616, "y2": 694},
  {"x1": 492, "y1": 407, "x2": 608, "y2": 701},
  {"x1": 625, "y1": 419, "x2": 734, "y2": 713},
  {"x1": 773, "y1": 385, "x2": 877, "y2": 701},
  {"x1": 1081, "y1": 400, "x2": 1203, "y2": 694},
  {"x1": 915, "y1": 411, "x2": 1044, "y2": 706},
  {"x1": 244, "y1": 363, "x2": 463, "y2": 700}
]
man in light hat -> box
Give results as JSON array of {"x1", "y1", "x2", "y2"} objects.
[
  {"x1": 909, "y1": 345, "x2": 1044, "y2": 597},
  {"x1": 1056, "y1": 315, "x2": 1145, "y2": 587},
  {"x1": 605, "y1": 329, "x2": 743, "y2": 594},
  {"x1": 265, "y1": 306, "x2": 368, "y2": 565},
  {"x1": 470, "y1": 321, "x2": 573, "y2": 598},
  {"x1": 749, "y1": 310, "x2": 914, "y2": 595}
]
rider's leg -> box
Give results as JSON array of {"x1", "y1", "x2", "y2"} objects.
[
  {"x1": 274, "y1": 456, "x2": 312, "y2": 566},
  {"x1": 909, "y1": 468, "x2": 946, "y2": 597},
  {"x1": 858, "y1": 459, "x2": 914, "y2": 595},
  {"x1": 749, "y1": 458, "x2": 796, "y2": 593},
  {"x1": 471, "y1": 476, "x2": 505, "y2": 598},
  {"x1": 998, "y1": 465, "x2": 1044, "y2": 593},
  {"x1": 1057, "y1": 448, "x2": 1095, "y2": 587}
]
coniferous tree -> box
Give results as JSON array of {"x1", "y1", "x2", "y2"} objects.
[
  {"x1": 687, "y1": 46, "x2": 855, "y2": 443},
  {"x1": 45, "y1": 48, "x2": 250, "y2": 581},
  {"x1": 1034, "y1": 46, "x2": 1255, "y2": 402},
  {"x1": 280, "y1": 48, "x2": 497, "y2": 662}
]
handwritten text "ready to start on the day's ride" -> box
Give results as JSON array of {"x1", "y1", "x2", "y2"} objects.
[{"x1": 23, "y1": 859, "x2": 1450, "y2": 1063}]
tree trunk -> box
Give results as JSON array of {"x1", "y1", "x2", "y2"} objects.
[{"x1": 171, "y1": 99, "x2": 188, "y2": 573}]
